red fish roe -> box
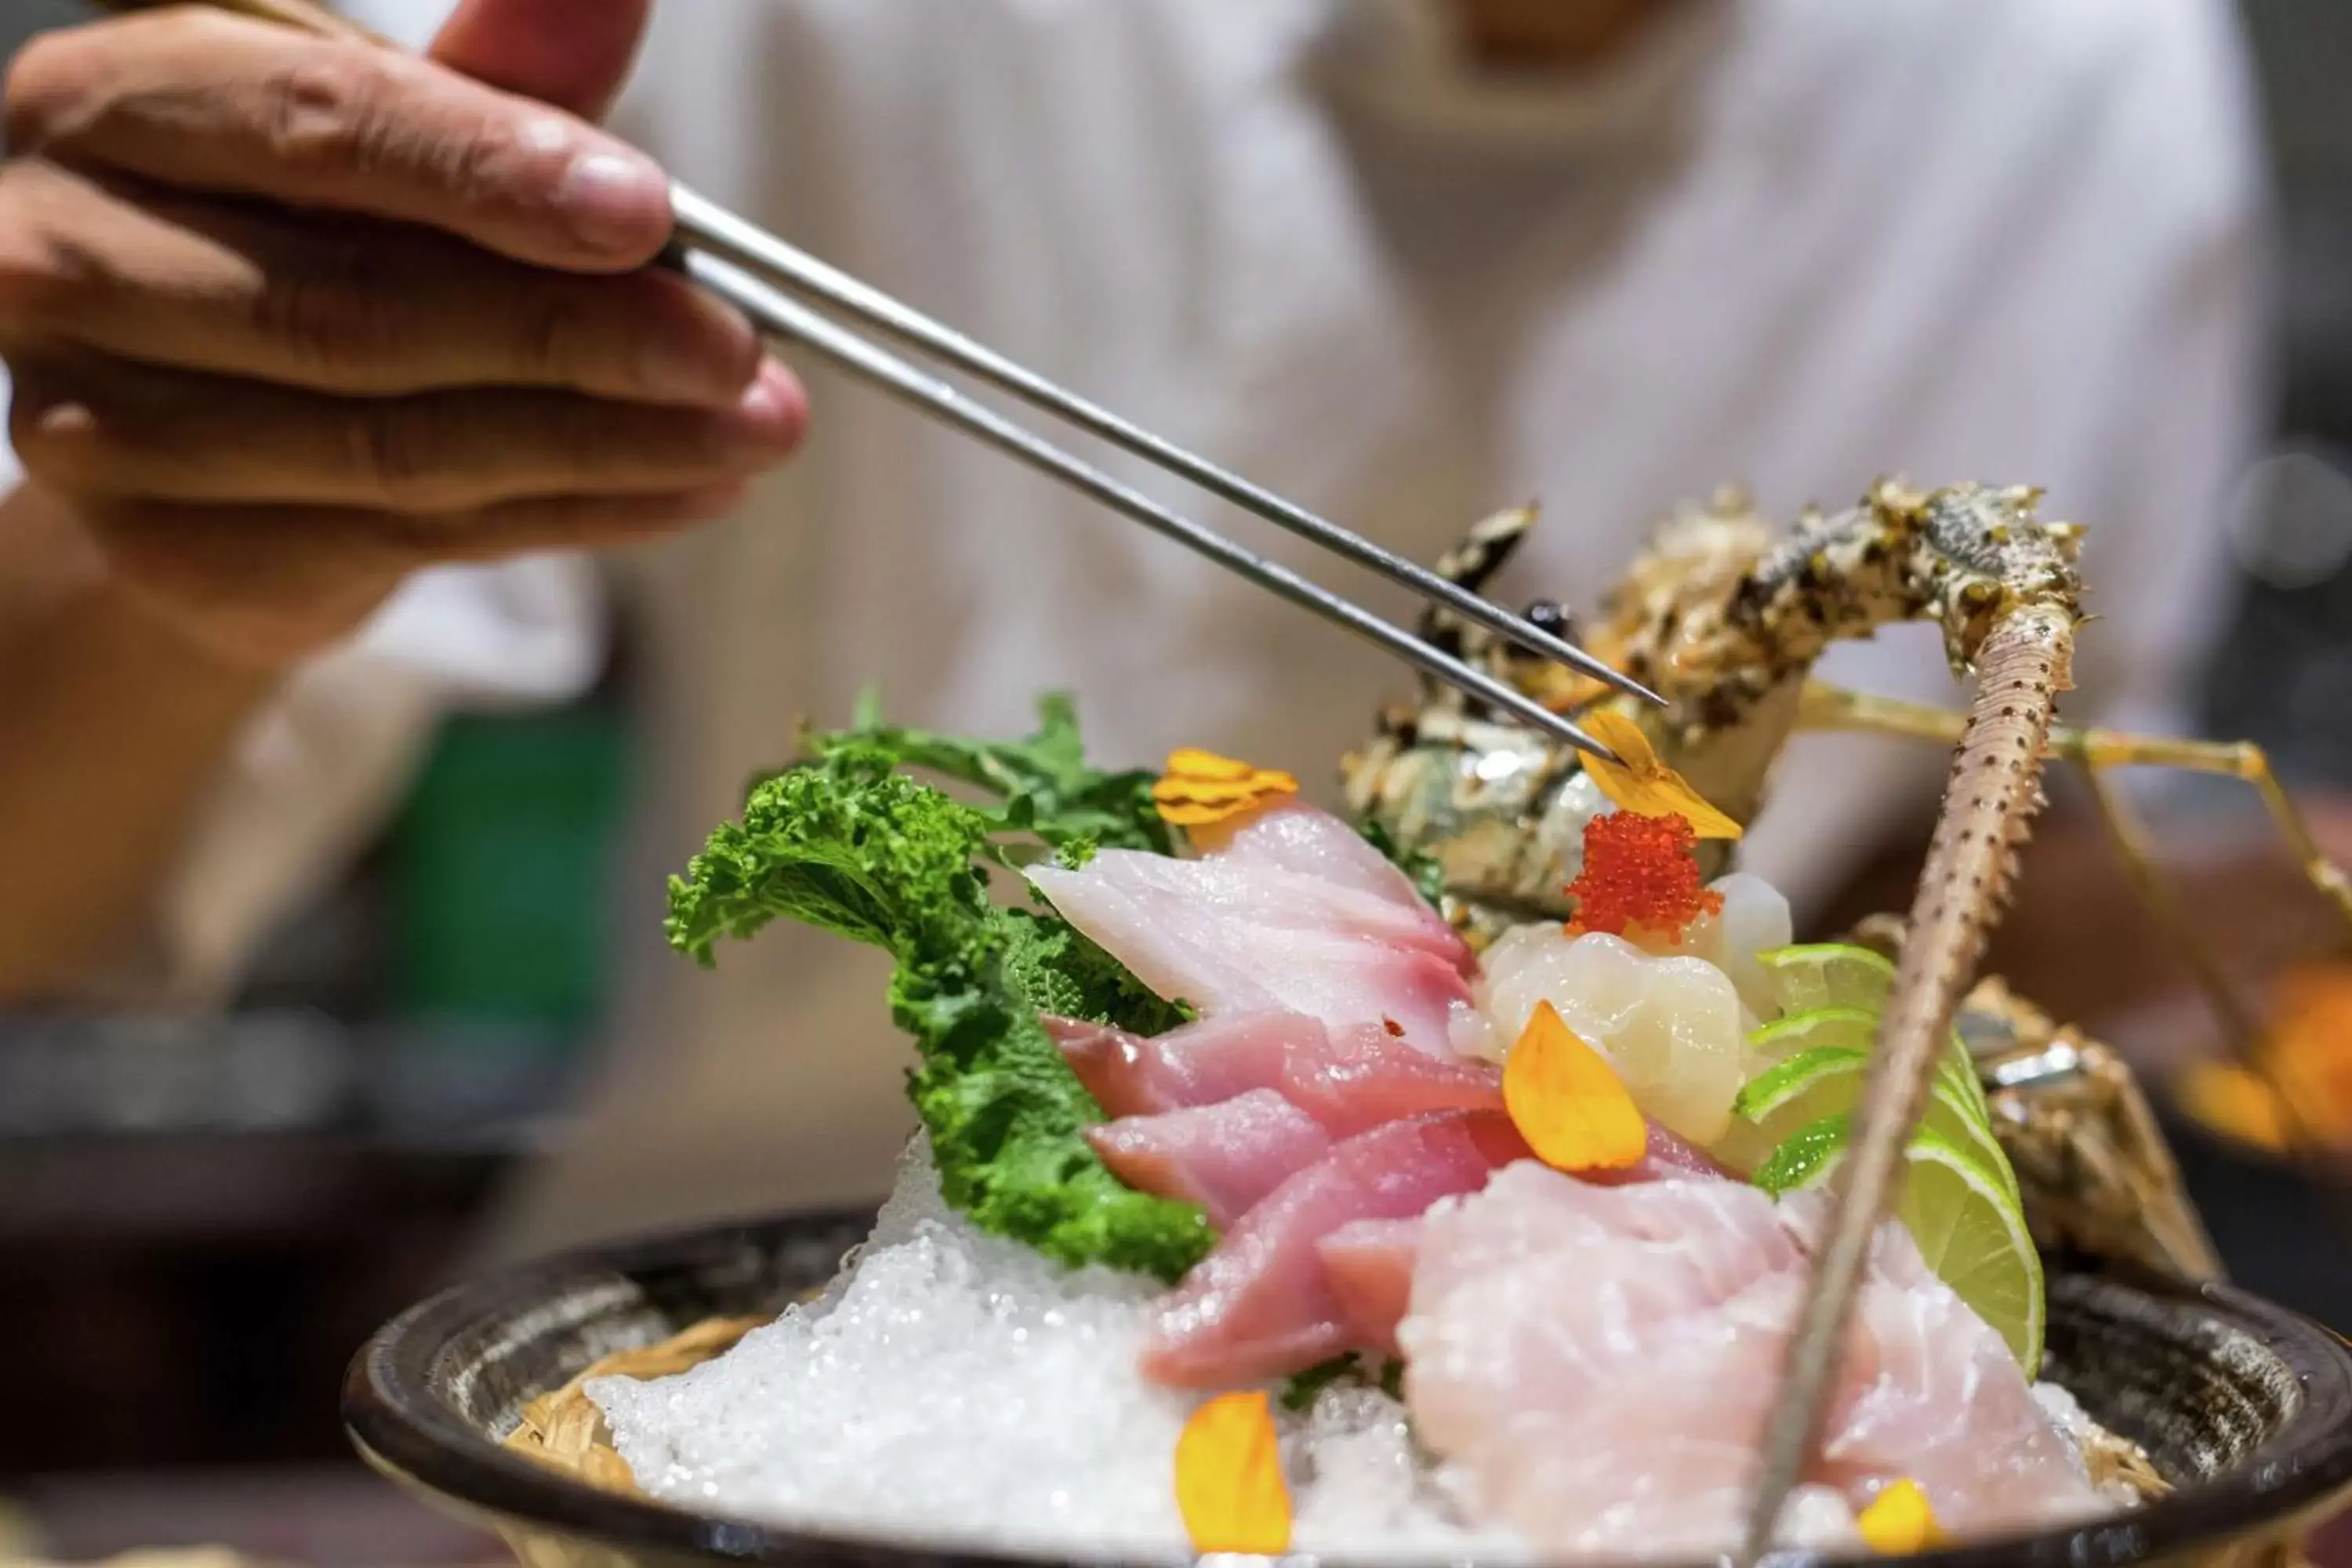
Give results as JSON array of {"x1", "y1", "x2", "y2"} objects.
[{"x1": 1564, "y1": 811, "x2": 1723, "y2": 945}]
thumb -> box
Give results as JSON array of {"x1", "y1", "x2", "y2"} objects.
[{"x1": 427, "y1": 0, "x2": 652, "y2": 122}]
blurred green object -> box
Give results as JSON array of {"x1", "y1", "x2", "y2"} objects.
[{"x1": 389, "y1": 709, "x2": 631, "y2": 1036}]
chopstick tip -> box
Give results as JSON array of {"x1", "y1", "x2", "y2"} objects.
[
  {"x1": 1556, "y1": 723, "x2": 1623, "y2": 768},
  {"x1": 1603, "y1": 667, "x2": 1668, "y2": 709}
]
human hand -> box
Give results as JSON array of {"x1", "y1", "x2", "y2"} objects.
[{"x1": 0, "y1": 3, "x2": 804, "y2": 668}]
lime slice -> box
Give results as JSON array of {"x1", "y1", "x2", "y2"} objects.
[
  {"x1": 1730, "y1": 1045, "x2": 2016, "y2": 1199},
  {"x1": 1747, "y1": 1007, "x2": 1986, "y2": 1126},
  {"x1": 1757, "y1": 947, "x2": 1995, "y2": 1123},
  {"x1": 1944, "y1": 1023, "x2": 1995, "y2": 1123},
  {"x1": 1902, "y1": 1127, "x2": 2044, "y2": 1371},
  {"x1": 1756, "y1": 943, "x2": 1896, "y2": 1015},
  {"x1": 1752, "y1": 1114, "x2": 2044, "y2": 1373},
  {"x1": 1715, "y1": 1053, "x2": 1860, "y2": 1179},
  {"x1": 1751, "y1": 1114, "x2": 1848, "y2": 1196}
]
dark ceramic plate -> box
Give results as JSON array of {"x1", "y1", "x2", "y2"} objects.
[{"x1": 347, "y1": 1206, "x2": 2352, "y2": 1568}]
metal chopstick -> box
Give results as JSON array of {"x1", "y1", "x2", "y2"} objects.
[
  {"x1": 673, "y1": 189, "x2": 1662, "y2": 715},
  {"x1": 681, "y1": 249, "x2": 1627, "y2": 764}
]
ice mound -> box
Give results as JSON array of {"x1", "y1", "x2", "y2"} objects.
[{"x1": 588, "y1": 1138, "x2": 1520, "y2": 1558}]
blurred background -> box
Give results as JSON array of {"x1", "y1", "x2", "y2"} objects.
[{"x1": 6, "y1": 0, "x2": 2352, "y2": 1563}]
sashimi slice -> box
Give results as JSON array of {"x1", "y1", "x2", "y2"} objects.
[
  {"x1": 1278, "y1": 1025, "x2": 1505, "y2": 1137},
  {"x1": 1788, "y1": 1195, "x2": 2101, "y2": 1534},
  {"x1": 1624, "y1": 1120, "x2": 1732, "y2": 1182},
  {"x1": 1028, "y1": 840, "x2": 1475, "y2": 1053},
  {"x1": 1029, "y1": 845, "x2": 1465, "y2": 970},
  {"x1": 1140, "y1": 1112, "x2": 1530, "y2": 1388},
  {"x1": 1045, "y1": 1011, "x2": 1312, "y2": 1118},
  {"x1": 1401, "y1": 1166, "x2": 2100, "y2": 1555},
  {"x1": 1191, "y1": 798, "x2": 1446, "y2": 921},
  {"x1": 1051, "y1": 1009, "x2": 1507, "y2": 1134},
  {"x1": 1083, "y1": 1090, "x2": 1333, "y2": 1229},
  {"x1": 1317, "y1": 1218, "x2": 1421, "y2": 1359},
  {"x1": 1312, "y1": 1142, "x2": 1738, "y2": 1369}
]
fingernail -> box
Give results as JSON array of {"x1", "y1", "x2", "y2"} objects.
[
  {"x1": 556, "y1": 147, "x2": 670, "y2": 256},
  {"x1": 641, "y1": 289, "x2": 762, "y2": 407},
  {"x1": 732, "y1": 360, "x2": 808, "y2": 452}
]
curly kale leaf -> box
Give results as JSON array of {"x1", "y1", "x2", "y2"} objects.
[
  {"x1": 667, "y1": 745, "x2": 989, "y2": 960},
  {"x1": 830, "y1": 691, "x2": 1174, "y2": 858},
  {"x1": 665, "y1": 741, "x2": 1210, "y2": 1282},
  {"x1": 998, "y1": 909, "x2": 1187, "y2": 1038}
]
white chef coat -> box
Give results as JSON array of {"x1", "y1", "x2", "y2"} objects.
[{"x1": 2, "y1": 0, "x2": 2268, "y2": 1258}]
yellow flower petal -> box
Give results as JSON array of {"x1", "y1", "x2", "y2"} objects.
[
  {"x1": 1857, "y1": 1479, "x2": 1947, "y2": 1555},
  {"x1": 1165, "y1": 747, "x2": 1264, "y2": 784},
  {"x1": 1174, "y1": 1391, "x2": 1293, "y2": 1555},
  {"x1": 1579, "y1": 710, "x2": 1744, "y2": 840},
  {"x1": 1153, "y1": 749, "x2": 1299, "y2": 828},
  {"x1": 1157, "y1": 798, "x2": 1278, "y2": 828},
  {"x1": 1152, "y1": 781, "x2": 1276, "y2": 805},
  {"x1": 1503, "y1": 1001, "x2": 1648, "y2": 1173}
]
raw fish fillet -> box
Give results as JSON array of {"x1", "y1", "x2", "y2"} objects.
[
  {"x1": 1276, "y1": 1025, "x2": 1504, "y2": 1137},
  {"x1": 1189, "y1": 798, "x2": 1439, "y2": 913},
  {"x1": 1624, "y1": 1120, "x2": 1732, "y2": 1181},
  {"x1": 1084, "y1": 1090, "x2": 1333, "y2": 1229},
  {"x1": 1141, "y1": 1112, "x2": 1530, "y2": 1387},
  {"x1": 1795, "y1": 1196, "x2": 2102, "y2": 1530},
  {"x1": 1316, "y1": 1218, "x2": 1421, "y2": 1359},
  {"x1": 1027, "y1": 803, "x2": 1475, "y2": 1052},
  {"x1": 1308, "y1": 1129, "x2": 1728, "y2": 1364},
  {"x1": 1054, "y1": 1008, "x2": 1505, "y2": 1134},
  {"x1": 1403, "y1": 1166, "x2": 2100, "y2": 1556},
  {"x1": 1046, "y1": 1011, "x2": 1308, "y2": 1119}
]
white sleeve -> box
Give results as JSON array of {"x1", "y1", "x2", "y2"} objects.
[{"x1": 331, "y1": 0, "x2": 453, "y2": 49}]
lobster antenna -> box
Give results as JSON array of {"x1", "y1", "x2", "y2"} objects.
[{"x1": 1741, "y1": 586, "x2": 2078, "y2": 1560}]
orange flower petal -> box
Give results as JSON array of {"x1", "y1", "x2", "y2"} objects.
[
  {"x1": 2259, "y1": 963, "x2": 2352, "y2": 1138},
  {"x1": 1174, "y1": 1391, "x2": 1292, "y2": 1555},
  {"x1": 2174, "y1": 1062, "x2": 2294, "y2": 1155},
  {"x1": 1503, "y1": 1000, "x2": 1647, "y2": 1172},
  {"x1": 1154, "y1": 749, "x2": 1299, "y2": 828},
  {"x1": 1857, "y1": 1479, "x2": 1946, "y2": 1555},
  {"x1": 1578, "y1": 710, "x2": 1744, "y2": 840}
]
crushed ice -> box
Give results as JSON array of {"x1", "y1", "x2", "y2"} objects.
[{"x1": 589, "y1": 1138, "x2": 1521, "y2": 1558}]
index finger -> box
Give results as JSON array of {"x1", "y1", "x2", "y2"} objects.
[{"x1": 4, "y1": 9, "x2": 673, "y2": 272}]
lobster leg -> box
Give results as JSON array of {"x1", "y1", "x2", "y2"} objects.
[
  {"x1": 1798, "y1": 681, "x2": 2352, "y2": 936},
  {"x1": 1798, "y1": 681, "x2": 2352, "y2": 1094}
]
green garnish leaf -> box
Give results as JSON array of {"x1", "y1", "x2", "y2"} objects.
[
  {"x1": 1281, "y1": 1353, "x2": 1364, "y2": 1411},
  {"x1": 836, "y1": 692, "x2": 1174, "y2": 858},
  {"x1": 1358, "y1": 818, "x2": 1449, "y2": 908},
  {"x1": 666, "y1": 707, "x2": 1209, "y2": 1282},
  {"x1": 1279, "y1": 1352, "x2": 1408, "y2": 1410}
]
